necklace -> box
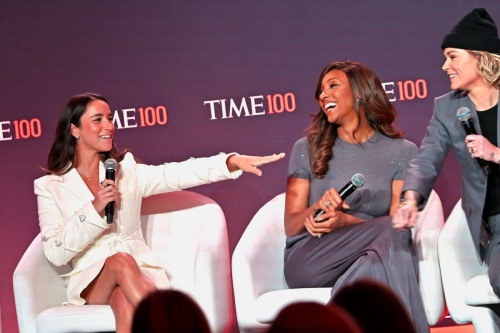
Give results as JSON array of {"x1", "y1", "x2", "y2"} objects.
[{"x1": 77, "y1": 169, "x2": 99, "y2": 182}]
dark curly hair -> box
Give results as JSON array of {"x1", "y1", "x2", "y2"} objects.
[{"x1": 307, "y1": 61, "x2": 402, "y2": 178}]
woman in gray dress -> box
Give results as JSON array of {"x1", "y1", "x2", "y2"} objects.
[{"x1": 283, "y1": 61, "x2": 429, "y2": 332}]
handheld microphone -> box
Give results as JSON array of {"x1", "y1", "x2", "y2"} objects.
[
  {"x1": 314, "y1": 173, "x2": 365, "y2": 220},
  {"x1": 456, "y1": 107, "x2": 491, "y2": 175},
  {"x1": 104, "y1": 158, "x2": 118, "y2": 224}
]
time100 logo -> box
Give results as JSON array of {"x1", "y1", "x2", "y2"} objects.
[
  {"x1": 382, "y1": 79, "x2": 428, "y2": 102},
  {"x1": 0, "y1": 106, "x2": 168, "y2": 142},
  {"x1": 0, "y1": 118, "x2": 42, "y2": 141},
  {"x1": 204, "y1": 93, "x2": 296, "y2": 120}
]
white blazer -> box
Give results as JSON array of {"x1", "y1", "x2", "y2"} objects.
[{"x1": 34, "y1": 152, "x2": 241, "y2": 304}]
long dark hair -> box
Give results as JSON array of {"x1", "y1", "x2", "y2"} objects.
[
  {"x1": 46, "y1": 93, "x2": 129, "y2": 175},
  {"x1": 307, "y1": 61, "x2": 402, "y2": 179}
]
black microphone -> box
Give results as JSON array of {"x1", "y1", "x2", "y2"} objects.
[
  {"x1": 456, "y1": 107, "x2": 491, "y2": 175},
  {"x1": 314, "y1": 173, "x2": 365, "y2": 220},
  {"x1": 104, "y1": 158, "x2": 118, "y2": 224}
]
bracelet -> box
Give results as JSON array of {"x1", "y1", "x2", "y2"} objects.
[{"x1": 399, "y1": 200, "x2": 418, "y2": 208}]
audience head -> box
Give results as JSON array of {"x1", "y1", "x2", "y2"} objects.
[
  {"x1": 132, "y1": 289, "x2": 211, "y2": 333},
  {"x1": 331, "y1": 279, "x2": 416, "y2": 333},
  {"x1": 267, "y1": 302, "x2": 363, "y2": 333}
]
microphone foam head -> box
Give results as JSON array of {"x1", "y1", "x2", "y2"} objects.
[
  {"x1": 351, "y1": 173, "x2": 365, "y2": 188},
  {"x1": 457, "y1": 107, "x2": 471, "y2": 121},
  {"x1": 104, "y1": 158, "x2": 118, "y2": 171}
]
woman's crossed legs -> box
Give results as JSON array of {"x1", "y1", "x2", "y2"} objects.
[{"x1": 81, "y1": 252, "x2": 157, "y2": 333}]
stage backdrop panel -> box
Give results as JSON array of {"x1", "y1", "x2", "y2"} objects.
[{"x1": 2, "y1": 1, "x2": 499, "y2": 332}]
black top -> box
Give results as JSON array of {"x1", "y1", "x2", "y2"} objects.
[{"x1": 477, "y1": 104, "x2": 500, "y2": 217}]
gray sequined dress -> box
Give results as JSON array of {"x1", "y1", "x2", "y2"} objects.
[{"x1": 284, "y1": 134, "x2": 430, "y2": 333}]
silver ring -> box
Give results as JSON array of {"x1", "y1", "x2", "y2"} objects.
[
  {"x1": 325, "y1": 202, "x2": 332, "y2": 207},
  {"x1": 317, "y1": 233, "x2": 323, "y2": 239}
]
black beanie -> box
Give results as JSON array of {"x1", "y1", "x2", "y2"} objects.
[{"x1": 441, "y1": 8, "x2": 500, "y2": 54}]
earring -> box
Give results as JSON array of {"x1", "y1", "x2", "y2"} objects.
[
  {"x1": 75, "y1": 135, "x2": 80, "y2": 140},
  {"x1": 357, "y1": 98, "x2": 362, "y2": 105}
]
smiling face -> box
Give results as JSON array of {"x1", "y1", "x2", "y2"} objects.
[
  {"x1": 442, "y1": 48, "x2": 483, "y2": 92},
  {"x1": 318, "y1": 70, "x2": 358, "y2": 126},
  {"x1": 71, "y1": 99, "x2": 115, "y2": 155}
]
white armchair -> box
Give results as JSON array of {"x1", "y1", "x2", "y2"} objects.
[
  {"x1": 438, "y1": 199, "x2": 500, "y2": 333},
  {"x1": 14, "y1": 191, "x2": 232, "y2": 333},
  {"x1": 232, "y1": 191, "x2": 446, "y2": 332}
]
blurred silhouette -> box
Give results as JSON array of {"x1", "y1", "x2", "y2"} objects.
[
  {"x1": 266, "y1": 301, "x2": 363, "y2": 333},
  {"x1": 331, "y1": 279, "x2": 417, "y2": 333},
  {"x1": 132, "y1": 289, "x2": 211, "y2": 333}
]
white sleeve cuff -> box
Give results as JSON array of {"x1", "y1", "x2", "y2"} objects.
[{"x1": 219, "y1": 152, "x2": 243, "y2": 179}]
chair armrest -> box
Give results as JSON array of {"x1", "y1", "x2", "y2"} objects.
[
  {"x1": 232, "y1": 193, "x2": 287, "y2": 332},
  {"x1": 141, "y1": 191, "x2": 232, "y2": 333},
  {"x1": 464, "y1": 275, "x2": 500, "y2": 305},
  {"x1": 254, "y1": 288, "x2": 331, "y2": 323},
  {"x1": 192, "y1": 212, "x2": 232, "y2": 333},
  {"x1": 13, "y1": 235, "x2": 71, "y2": 333},
  {"x1": 438, "y1": 199, "x2": 487, "y2": 324},
  {"x1": 411, "y1": 190, "x2": 446, "y2": 325}
]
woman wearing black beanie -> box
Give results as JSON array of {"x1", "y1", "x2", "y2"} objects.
[{"x1": 394, "y1": 8, "x2": 500, "y2": 297}]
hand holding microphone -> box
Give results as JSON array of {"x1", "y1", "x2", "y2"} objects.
[
  {"x1": 92, "y1": 159, "x2": 119, "y2": 224},
  {"x1": 307, "y1": 174, "x2": 365, "y2": 238},
  {"x1": 314, "y1": 173, "x2": 365, "y2": 220},
  {"x1": 104, "y1": 159, "x2": 118, "y2": 223},
  {"x1": 457, "y1": 107, "x2": 491, "y2": 175}
]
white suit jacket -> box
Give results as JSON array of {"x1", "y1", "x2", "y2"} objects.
[{"x1": 34, "y1": 152, "x2": 241, "y2": 296}]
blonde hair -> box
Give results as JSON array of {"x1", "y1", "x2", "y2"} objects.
[{"x1": 467, "y1": 50, "x2": 500, "y2": 86}]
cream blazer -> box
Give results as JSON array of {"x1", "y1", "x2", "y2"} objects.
[{"x1": 34, "y1": 152, "x2": 241, "y2": 304}]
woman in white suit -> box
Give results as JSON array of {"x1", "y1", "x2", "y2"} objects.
[{"x1": 35, "y1": 93, "x2": 284, "y2": 333}]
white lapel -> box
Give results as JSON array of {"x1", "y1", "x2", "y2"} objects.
[
  {"x1": 59, "y1": 169, "x2": 93, "y2": 203},
  {"x1": 59, "y1": 160, "x2": 105, "y2": 203},
  {"x1": 98, "y1": 159, "x2": 105, "y2": 185}
]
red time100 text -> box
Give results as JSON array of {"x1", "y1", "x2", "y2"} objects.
[{"x1": 0, "y1": 118, "x2": 42, "y2": 141}]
